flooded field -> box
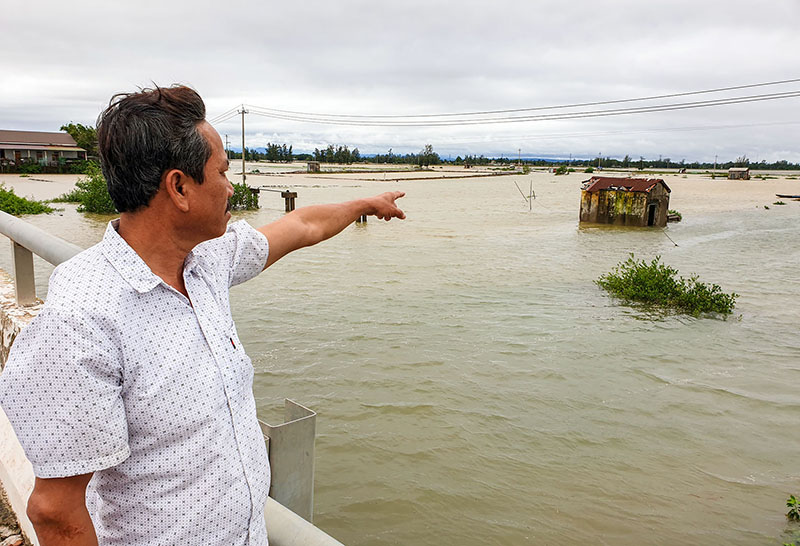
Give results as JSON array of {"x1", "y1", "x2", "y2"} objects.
[{"x1": 2, "y1": 168, "x2": 799, "y2": 545}]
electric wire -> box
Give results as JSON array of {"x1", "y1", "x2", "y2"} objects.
[
  {"x1": 208, "y1": 107, "x2": 241, "y2": 125},
  {"x1": 209, "y1": 78, "x2": 800, "y2": 127},
  {"x1": 234, "y1": 90, "x2": 800, "y2": 127},
  {"x1": 425, "y1": 120, "x2": 800, "y2": 146},
  {"x1": 237, "y1": 77, "x2": 800, "y2": 120}
]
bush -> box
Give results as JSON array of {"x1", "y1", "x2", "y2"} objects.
[
  {"x1": 50, "y1": 187, "x2": 83, "y2": 203},
  {"x1": 230, "y1": 182, "x2": 260, "y2": 210},
  {"x1": 668, "y1": 209, "x2": 682, "y2": 220},
  {"x1": 67, "y1": 160, "x2": 93, "y2": 174},
  {"x1": 554, "y1": 165, "x2": 568, "y2": 175},
  {"x1": 584, "y1": 166, "x2": 594, "y2": 173},
  {"x1": 56, "y1": 162, "x2": 116, "y2": 214},
  {"x1": 0, "y1": 185, "x2": 53, "y2": 215},
  {"x1": 596, "y1": 254, "x2": 738, "y2": 316},
  {"x1": 788, "y1": 495, "x2": 800, "y2": 522},
  {"x1": 18, "y1": 160, "x2": 42, "y2": 175}
]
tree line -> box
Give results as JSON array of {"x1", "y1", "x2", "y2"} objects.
[
  {"x1": 228, "y1": 143, "x2": 293, "y2": 162},
  {"x1": 577, "y1": 154, "x2": 800, "y2": 171},
  {"x1": 44, "y1": 125, "x2": 800, "y2": 172},
  {"x1": 312, "y1": 145, "x2": 362, "y2": 164},
  {"x1": 308, "y1": 144, "x2": 441, "y2": 167},
  {"x1": 366, "y1": 145, "x2": 441, "y2": 167}
]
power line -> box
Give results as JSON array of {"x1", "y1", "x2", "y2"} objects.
[
  {"x1": 208, "y1": 108, "x2": 240, "y2": 125},
  {"x1": 237, "y1": 90, "x2": 800, "y2": 127},
  {"x1": 234, "y1": 77, "x2": 800, "y2": 120},
  {"x1": 425, "y1": 120, "x2": 800, "y2": 146}
]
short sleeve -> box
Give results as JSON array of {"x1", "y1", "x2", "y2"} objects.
[
  {"x1": 0, "y1": 306, "x2": 130, "y2": 478},
  {"x1": 194, "y1": 220, "x2": 269, "y2": 287}
]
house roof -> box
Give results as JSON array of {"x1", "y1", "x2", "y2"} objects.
[
  {"x1": 728, "y1": 167, "x2": 750, "y2": 172},
  {"x1": 0, "y1": 129, "x2": 82, "y2": 148},
  {"x1": 582, "y1": 176, "x2": 670, "y2": 194}
]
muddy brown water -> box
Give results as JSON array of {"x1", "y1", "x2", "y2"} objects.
[{"x1": 2, "y1": 171, "x2": 799, "y2": 545}]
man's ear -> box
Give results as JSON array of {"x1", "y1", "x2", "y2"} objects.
[{"x1": 163, "y1": 169, "x2": 191, "y2": 212}]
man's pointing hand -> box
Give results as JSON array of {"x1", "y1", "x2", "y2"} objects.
[{"x1": 367, "y1": 191, "x2": 406, "y2": 221}]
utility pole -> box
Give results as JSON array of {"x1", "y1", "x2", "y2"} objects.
[
  {"x1": 714, "y1": 154, "x2": 717, "y2": 171},
  {"x1": 240, "y1": 106, "x2": 248, "y2": 183},
  {"x1": 518, "y1": 148, "x2": 521, "y2": 166},
  {"x1": 225, "y1": 134, "x2": 230, "y2": 160}
]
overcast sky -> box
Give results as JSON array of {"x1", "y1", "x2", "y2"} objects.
[{"x1": 3, "y1": 0, "x2": 799, "y2": 162}]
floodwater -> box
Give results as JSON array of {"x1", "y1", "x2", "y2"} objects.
[{"x1": 2, "y1": 169, "x2": 800, "y2": 545}]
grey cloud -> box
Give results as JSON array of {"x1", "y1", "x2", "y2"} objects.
[{"x1": 2, "y1": 0, "x2": 799, "y2": 162}]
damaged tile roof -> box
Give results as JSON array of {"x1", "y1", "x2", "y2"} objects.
[{"x1": 582, "y1": 176, "x2": 670, "y2": 193}]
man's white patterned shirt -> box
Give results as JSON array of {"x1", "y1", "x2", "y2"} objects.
[{"x1": 0, "y1": 219, "x2": 271, "y2": 545}]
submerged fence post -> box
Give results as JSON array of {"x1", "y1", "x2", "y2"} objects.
[
  {"x1": 281, "y1": 191, "x2": 297, "y2": 212},
  {"x1": 259, "y1": 399, "x2": 316, "y2": 522}
]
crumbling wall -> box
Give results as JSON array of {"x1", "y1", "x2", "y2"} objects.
[{"x1": 580, "y1": 190, "x2": 648, "y2": 226}]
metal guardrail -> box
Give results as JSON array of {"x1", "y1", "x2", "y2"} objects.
[
  {"x1": 0, "y1": 210, "x2": 343, "y2": 545},
  {"x1": 265, "y1": 497, "x2": 344, "y2": 546},
  {"x1": 260, "y1": 400, "x2": 317, "y2": 521},
  {"x1": 0, "y1": 210, "x2": 82, "y2": 305}
]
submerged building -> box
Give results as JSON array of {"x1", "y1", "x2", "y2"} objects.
[
  {"x1": 728, "y1": 167, "x2": 750, "y2": 180},
  {"x1": 579, "y1": 176, "x2": 671, "y2": 227},
  {"x1": 0, "y1": 129, "x2": 87, "y2": 167}
]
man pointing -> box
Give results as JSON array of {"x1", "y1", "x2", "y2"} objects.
[{"x1": 0, "y1": 85, "x2": 405, "y2": 545}]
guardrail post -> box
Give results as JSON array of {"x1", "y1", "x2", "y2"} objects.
[
  {"x1": 11, "y1": 242, "x2": 36, "y2": 306},
  {"x1": 259, "y1": 399, "x2": 316, "y2": 522}
]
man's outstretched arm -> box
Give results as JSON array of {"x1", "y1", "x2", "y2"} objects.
[
  {"x1": 27, "y1": 473, "x2": 97, "y2": 546},
  {"x1": 258, "y1": 191, "x2": 405, "y2": 269}
]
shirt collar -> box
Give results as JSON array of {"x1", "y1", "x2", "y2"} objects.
[
  {"x1": 100, "y1": 220, "x2": 164, "y2": 294},
  {"x1": 100, "y1": 220, "x2": 211, "y2": 293},
  {"x1": 183, "y1": 249, "x2": 210, "y2": 276}
]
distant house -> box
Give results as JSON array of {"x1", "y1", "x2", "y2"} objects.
[
  {"x1": 579, "y1": 176, "x2": 671, "y2": 227},
  {"x1": 307, "y1": 161, "x2": 320, "y2": 173},
  {"x1": 728, "y1": 167, "x2": 750, "y2": 180},
  {"x1": 0, "y1": 129, "x2": 87, "y2": 167}
]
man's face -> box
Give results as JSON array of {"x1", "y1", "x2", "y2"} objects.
[{"x1": 192, "y1": 122, "x2": 234, "y2": 239}]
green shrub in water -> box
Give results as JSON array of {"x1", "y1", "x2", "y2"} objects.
[
  {"x1": 596, "y1": 254, "x2": 738, "y2": 316},
  {"x1": 53, "y1": 162, "x2": 116, "y2": 214},
  {"x1": 788, "y1": 495, "x2": 800, "y2": 522},
  {"x1": 0, "y1": 185, "x2": 53, "y2": 215},
  {"x1": 67, "y1": 160, "x2": 93, "y2": 174},
  {"x1": 17, "y1": 160, "x2": 42, "y2": 175},
  {"x1": 50, "y1": 187, "x2": 83, "y2": 203},
  {"x1": 230, "y1": 182, "x2": 260, "y2": 210}
]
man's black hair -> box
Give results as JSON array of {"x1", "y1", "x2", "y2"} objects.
[{"x1": 96, "y1": 85, "x2": 211, "y2": 213}]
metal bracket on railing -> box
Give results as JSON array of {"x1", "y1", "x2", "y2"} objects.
[
  {"x1": 10, "y1": 242, "x2": 36, "y2": 306},
  {"x1": 259, "y1": 399, "x2": 316, "y2": 522}
]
